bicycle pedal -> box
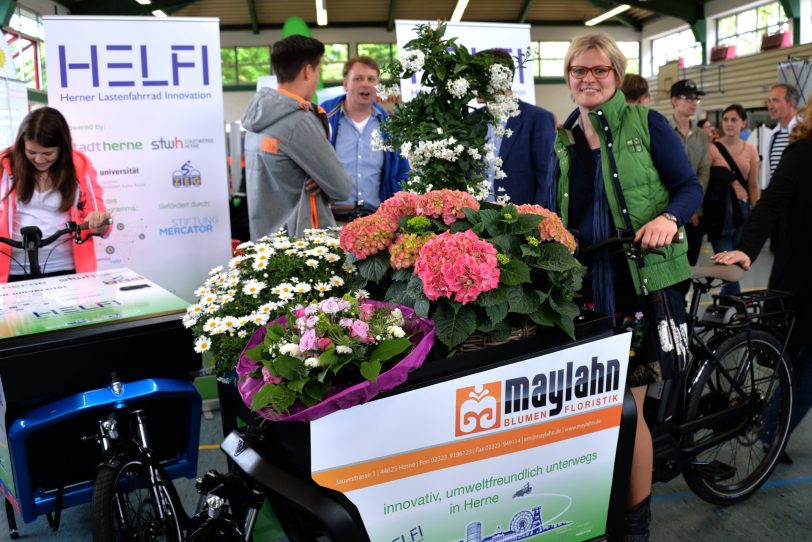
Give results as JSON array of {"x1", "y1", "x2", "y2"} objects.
[{"x1": 691, "y1": 460, "x2": 736, "y2": 481}]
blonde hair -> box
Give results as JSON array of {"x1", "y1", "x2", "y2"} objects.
[
  {"x1": 790, "y1": 93, "x2": 812, "y2": 142},
  {"x1": 564, "y1": 33, "x2": 627, "y2": 83}
]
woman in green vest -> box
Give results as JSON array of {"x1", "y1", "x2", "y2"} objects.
[{"x1": 552, "y1": 34, "x2": 703, "y2": 541}]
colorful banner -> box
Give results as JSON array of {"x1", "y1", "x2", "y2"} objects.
[
  {"x1": 0, "y1": 267, "x2": 187, "y2": 339},
  {"x1": 43, "y1": 16, "x2": 231, "y2": 301},
  {"x1": 311, "y1": 333, "x2": 630, "y2": 542},
  {"x1": 395, "y1": 20, "x2": 535, "y2": 105},
  {"x1": 0, "y1": 78, "x2": 28, "y2": 149}
]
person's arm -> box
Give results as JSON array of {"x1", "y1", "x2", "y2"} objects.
[
  {"x1": 80, "y1": 157, "x2": 111, "y2": 235},
  {"x1": 532, "y1": 108, "x2": 556, "y2": 205},
  {"x1": 287, "y1": 115, "x2": 352, "y2": 202},
  {"x1": 646, "y1": 110, "x2": 705, "y2": 224},
  {"x1": 747, "y1": 143, "x2": 761, "y2": 205}
]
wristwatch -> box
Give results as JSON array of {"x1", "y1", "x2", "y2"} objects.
[{"x1": 660, "y1": 211, "x2": 679, "y2": 226}]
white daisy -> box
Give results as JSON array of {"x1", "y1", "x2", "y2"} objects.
[{"x1": 194, "y1": 336, "x2": 211, "y2": 353}]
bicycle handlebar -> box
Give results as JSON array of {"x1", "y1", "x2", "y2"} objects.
[
  {"x1": 0, "y1": 217, "x2": 113, "y2": 249},
  {"x1": 575, "y1": 229, "x2": 685, "y2": 257}
]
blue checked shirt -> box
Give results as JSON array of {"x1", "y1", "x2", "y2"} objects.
[{"x1": 332, "y1": 107, "x2": 386, "y2": 211}]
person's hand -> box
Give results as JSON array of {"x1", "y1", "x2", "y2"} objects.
[
  {"x1": 731, "y1": 181, "x2": 748, "y2": 201},
  {"x1": 712, "y1": 249, "x2": 751, "y2": 270},
  {"x1": 688, "y1": 212, "x2": 700, "y2": 227},
  {"x1": 634, "y1": 215, "x2": 678, "y2": 249},
  {"x1": 305, "y1": 178, "x2": 322, "y2": 197},
  {"x1": 85, "y1": 211, "x2": 111, "y2": 234}
]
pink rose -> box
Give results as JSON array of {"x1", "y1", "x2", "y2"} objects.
[
  {"x1": 317, "y1": 337, "x2": 333, "y2": 350},
  {"x1": 292, "y1": 308, "x2": 306, "y2": 319},
  {"x1": 350, "y1": 320, "x2": 372, "y2": 343},
  {"x1": 261, "y1": 367, "x2": 282, "y2": 385},
  {"x1": 359, "y1": 303, "x2": 376, "y2": 322},
  {"x1": 299, "y1": 328, "x2": 318, "y2": 351}
]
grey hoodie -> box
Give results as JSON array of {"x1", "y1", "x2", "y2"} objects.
[{"x1": 242, "y1": 87, "x2": 352, "y2": 239}]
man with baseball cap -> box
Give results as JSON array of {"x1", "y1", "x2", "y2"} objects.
[{"x1": 668, "y1": 79, "x2": 710, "y2": 269}]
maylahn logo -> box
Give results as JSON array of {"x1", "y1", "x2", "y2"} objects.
[
  {"x1": 455, "y1": 382, "x2": 501, "y2": 436},
  {"x1": 173, "y1": 161, "x2": 201, "y2": 187}
]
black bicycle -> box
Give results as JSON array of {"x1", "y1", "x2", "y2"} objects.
[{"x1": 578, "y1": 230, "x2": 795, "y2": 504}]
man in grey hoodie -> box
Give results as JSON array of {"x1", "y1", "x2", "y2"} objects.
[{"x1": 242, "y1": 35, "x2": 352, "y2": 239}]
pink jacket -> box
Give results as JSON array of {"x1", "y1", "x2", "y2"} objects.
[{"x1": 0, "y1": 149, "x2": 106, "y2": 281}]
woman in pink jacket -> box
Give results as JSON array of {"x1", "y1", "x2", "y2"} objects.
[{"x1": 0, "y1": 107, "x2": 110, "y2": 282}]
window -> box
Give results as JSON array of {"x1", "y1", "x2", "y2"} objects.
[
  {"x1": 717, "y1": 1, "x2": 789, "y2": 57},
  {"x1": 4, "y1": 6, "x2": 45, "y2": 90},
  {"x1": 618, "y1": 41, "x2": 640, "y2": 75},
  {"x1": 220, "y1": 46, "x2": 271, "y2": 86},
  {"x1": 651, "y1": 29, "x2": 703, "y2": 75},
  {"x1": 321, "y1": 43, "x2": 349, "y2": 83},
  {"x1": 357, "y1": 43, "x2": 398, "y2": 68},
  {"x1": 530, "y1": 41, "x2": 569, "y2": 78}
]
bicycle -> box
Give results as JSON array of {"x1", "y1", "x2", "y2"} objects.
[
  {"x1": 577, "y1": 230, "x2": 795, "y2": 504},
  {"x1": 0, "y1": 221, "x2": 201, "y2": 541}
]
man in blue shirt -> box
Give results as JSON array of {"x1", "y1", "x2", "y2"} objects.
[{"x1": 321, "y1": 57, "x2": 409, "y2": 222}]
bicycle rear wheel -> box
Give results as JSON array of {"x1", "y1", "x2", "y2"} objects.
[
  {"x1": 682, "y1": 329, "x2": 793, "y2": 505},
  {"x1": 91, "y1": 454, "x2": 184, "y2": 542}
]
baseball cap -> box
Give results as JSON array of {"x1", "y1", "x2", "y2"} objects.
[{"x1": 670, "y1": 79, "x2": 706, "y2": 97}]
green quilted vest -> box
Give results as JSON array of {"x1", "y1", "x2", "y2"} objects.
[{"x1": 554, "y1": 91, "x2": 690, "y2": 295}]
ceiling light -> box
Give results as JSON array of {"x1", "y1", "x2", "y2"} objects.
[
  {"x1": 585, "y1": 4, "x2": 631, "y2": 26},
  {"x1": 152, "y1": 9, "x2": 168, "y2": 17},
  {"x1": 450, "y1": 0, "x2": 469, "y2": 23},
  {"x1": 315, "y1": 1, "x2": 328, "y2": 26},
  {"x1": 135, "y1": 0, "x2": 152, "y2": 5}
]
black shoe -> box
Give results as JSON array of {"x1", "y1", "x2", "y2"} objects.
[
  {"x1": 624, "y1": 495, "x2": 651, "y2": 542},
  {"x1": 779, "y1": 450, "x2": 793, "y2": 465}
]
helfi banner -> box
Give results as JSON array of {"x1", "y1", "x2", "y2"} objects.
[
  {"x1": 44, "y1": 16, "x2": 231, "y2": 300},
  {"x1": 310, "y1": 333, "x2": 630, "y2": 542}
]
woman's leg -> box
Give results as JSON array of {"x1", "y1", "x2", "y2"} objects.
[{"x1": 628, "y1": 385, "x2": 653, "y2": 507}]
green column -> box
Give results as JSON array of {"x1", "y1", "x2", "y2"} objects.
[{"x1": 0, "y1": 0, "x2": 16, "y2": 27}]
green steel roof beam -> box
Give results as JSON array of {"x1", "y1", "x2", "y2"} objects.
[
  {"x1": 387, "y1": 0, "x2": 397, "y2": 31},
  {"x1": 247, "y1": 0, "x2": 259, "y2": 34},
  {"x1": 588, "y1": 0, "x2": 641, "y2": 31},
  {"x1": 518, "y1": 0, "x2": 534, "y2": 24},
  {"x1": 625, "y1": 0, "x2": 702, "y2": 25}
]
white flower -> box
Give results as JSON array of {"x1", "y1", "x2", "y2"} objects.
[
  {"x1": 387, "y1": 325, "x2": 406, "y2": 338},
  {"x1": 293, "y1": 283, "x2": 312, "y2": 294},
  {"x1": 194, "y1": 336, "x2": 211, "y2": 353},
  {"x1": 250, "y1": 312, "x2": 270, "y2": 326},
  {"x1": 187, "y1": 304, "x2": 204, "y2": 316},
  {"x1": 279, "y1": 343, "x2": 302, "y2": 357},
  {"x1": 182, "y1": 315, "x2": 197, "y2": 328},
  {"x1": 242, "y1": 279, "x2": 266, "y2": 297},
  {"x1": 200, "y1": 293, "x2": 218, "y2": 305},
  {"x1": 236, "y1": 241, "x2": 254, "y2": 251},
  {"x1": 355, "y1": 289, "x2": 370, "y2": 300},
  {"x1": 293, "y1": 240, "x2": 308, "y2": 249},
  {"x1": 304, "y1": 357, "x2": 321, "y2": 369},
  {"x1": 305, "y1": 259, "x2": 319, "y2": 269},
  {"x1": 488, "y1": 62, "x2": 514, "y2": 93},
  {"x1": 314, "y1": 282, "x2": 331, "y2": 296},
  {"x1": 447, "y1": 77, "x2": 470, "y2": 98},
  {"x1": 272, "y1": 283, "x2": 294, "y2": 296},
  {"x1": 486, "y1": 93, "x2": 520, "y2": 124},
  {"x1": 278, "y1": 291, "x2": 295, "y2": 301},
  {"x1": 376, "y1": 82, "x2": 401, "y2": 99},
  {"x1": 400, "y1": 49, "x2": 425, "y2": 72},
  {"x1": 371, "y1": 129, "x2": 393, "y2": 152},
  {"x1": 389, "y1": 308, "x2": 404, "y2": 326},
  {"x1": 208, "y1": 265, "x2": 223, "y2": 276},
  {"x1": 194, "y1": 286, "x2": 210, "y2": 297},
  {"x1": 336, "y1": 345, "x2": 353, "y2": 355},
  {"x1": 204, "y1": 303, "x2": 220, "y2": 314},
  {"x1": 324, "y1": 253, "x2": 341, "y2": 263},
  {"x1": 252, "y1": 259, "x2": 268, "y2": 271},
  {"x1": 329, "y1": 276, "x2": 345, "y2": 287}
]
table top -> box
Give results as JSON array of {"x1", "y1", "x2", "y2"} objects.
[{"x1": 0, "y1": 268, "x2": 188, "y2": 340}]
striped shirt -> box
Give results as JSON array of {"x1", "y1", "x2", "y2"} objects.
[{"x1": 770, "y1": 129, "x2": 790, "y2": 177}]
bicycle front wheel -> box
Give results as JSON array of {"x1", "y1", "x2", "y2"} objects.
[
  {"x1": 91, "y1": 454, "x2": 184, "y2": 542},
  {"x1": 683, "y1": 329, "x2": 793, "y2": 505}
]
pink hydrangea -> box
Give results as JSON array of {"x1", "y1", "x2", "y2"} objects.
[
  {"x1": 339, "y1": 213, "x2": 399, "y2": 259},
  {"x1": 515, "y1": 204, "x2": 577, "y2": 253},
  {"x1": 413, "y1": 230, "x2": 500, "y2": 304},
  {"x1": 388, "y1": 233, "x2": 435, "y2": 269},
  {"x1": 416, "y1": 189, "x2": 480, "y2": 225},
  {"x1": 377, "y1": 191, "x2": 422, "y2": 221}
]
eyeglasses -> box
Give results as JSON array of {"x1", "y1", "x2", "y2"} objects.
[
  {"x1": 568, "y1": 65, "x2": 614, "y2": 79},
  {"x1": 676, "y1": 95, "x2": 701, "y2": 103}
]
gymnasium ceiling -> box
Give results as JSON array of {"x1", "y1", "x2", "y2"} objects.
[{"x1": 57, "y1": 1, "x2": 708, "y2": 32}]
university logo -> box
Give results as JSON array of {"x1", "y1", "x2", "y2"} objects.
[
  {"x1": 172, "y1": 161, "x2": 201, "y2": 187},
  {"x1": 455, "y1": 382, "x2": 501, "y2": 436}
]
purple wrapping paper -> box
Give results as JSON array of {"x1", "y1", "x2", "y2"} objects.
[{"x1": 236, "y1": 300, "x2": 435, "y2": 422}]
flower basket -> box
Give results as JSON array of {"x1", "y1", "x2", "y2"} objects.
[
  {"x1": 457, "y1": 319, "x2": 538, "y2": 353},
  {"x1": 236, "y1": 300, "x2": 435, "y2": 422}
]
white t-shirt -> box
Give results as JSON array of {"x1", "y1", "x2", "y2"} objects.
[
  {"x1": 11, "y1": 189, "x2": 73, "y2": 275},
  {"x1": 350, "y1": 116, "x2": 371, "y2": 134}
]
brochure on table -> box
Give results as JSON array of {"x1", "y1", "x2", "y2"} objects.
[
  {"x1": 0, "y1": 267, "x2": 188, "y2": 339},
  {"x1": 311, "y1": 333, "x2": 630, "y2": 542}
]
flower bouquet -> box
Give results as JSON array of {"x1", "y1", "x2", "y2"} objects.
[
  {"x1": 236, "y1": 294, "x2": 435, "y2": 422},
  {"x1": 340, "y1": 190, "x2": 584, "y2": 351},
  {"x1": 184, "y1": 229, "x2": 356, "y2": 376}
]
